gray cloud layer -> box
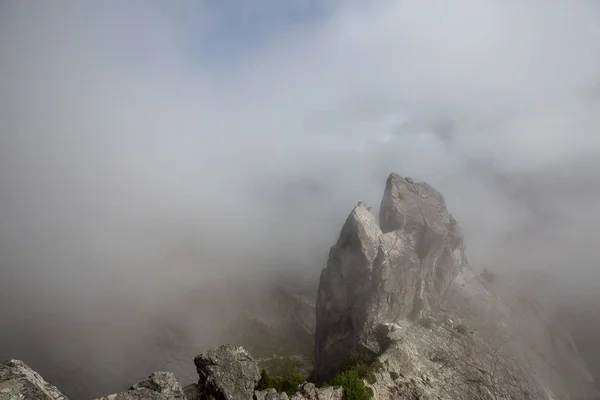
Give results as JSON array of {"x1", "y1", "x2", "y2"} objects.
[{"x1": 1, "y1": 0, "x2": 600, "y2": 397}]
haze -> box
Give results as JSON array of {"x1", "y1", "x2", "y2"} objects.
[{"x1": 1, "y1": 0, "x2": 600, "y2": 397}]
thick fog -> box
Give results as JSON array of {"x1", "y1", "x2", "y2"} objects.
[{"x1": 1, "y1": 0, "x2": 600, "y2": 397}]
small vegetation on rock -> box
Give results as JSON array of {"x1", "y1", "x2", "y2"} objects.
[
  {"x1": 322, "y1": 351, "x2": 382, "y2": 400},
  {"x1": 339, "y1": 351, "x2": 383, "y2": 384},
  {"x1": 256, "y1": 369, "x2": 305, "y2": 396},
  {"x1": 328, "y1": 370, "x2": 373, "y2": 400}
]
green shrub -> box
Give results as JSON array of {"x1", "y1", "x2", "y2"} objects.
[
  {"x1": 339, "y1": 351, "x2": 382, "y2": 384},
  {"x1": 339, "y1": 352, "x2": 377, "y2": 372},
  {"x1": 327, "y1": 370, "x2": 373, "y2": 400},
  {"x1": 321, "y1": 351, "x2": 382, "y2": 399},
  {"x1": 256, "y1": 369, "x2": 305, "y2": 396}
]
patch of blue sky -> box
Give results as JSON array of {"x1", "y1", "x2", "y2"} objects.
[{"x1": 192, "y1": 0, "x2": 336, "y2": 71}]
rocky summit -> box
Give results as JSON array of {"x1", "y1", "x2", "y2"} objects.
[
  {"x1": 315, "y1": 173, "x2": 468, "y2": 382},
  {"x1": 314, "y1": 173, "x2": 598, "y2": 399},
  {"x1": 2, "y1": 173, "x2": 599, "y2": 400}
]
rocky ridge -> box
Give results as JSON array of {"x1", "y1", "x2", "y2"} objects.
[
  {"x1": 314, "y1": 173, "x2": 598, "y2": 400},
  {"x1": 1, "y1": 345, "x2": 341, "y2": 400},
  {"x1": 0, "y1": 360, "x2": 68, "y2": 400},
  {"x1": 315, "y1": 173, "x2": 468, "y2": 382},
  {"x1": 2, "y1": 173, "x2": 599, "y2": 400}
]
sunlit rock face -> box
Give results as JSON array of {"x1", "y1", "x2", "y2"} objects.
[
  {"x1": 315, "y1": 173, "x2": 467, "y2": 382},
  {"x1": 313, "y1": 173, "x2": 599, "y2": 400}
]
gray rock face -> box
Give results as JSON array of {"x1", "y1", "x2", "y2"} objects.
[
  {"x1": 291, "y1": 383, "x2": 343, "y2": 400},
  {"x1": 131, "y1": 372, "x2": 186, "y2": 400},
  {"x1": 378, "y1": 173, "x2": 467, "y2": 317},
  {"x1": 254, "y1": 387, "x2": 289, "y2": 400},
  {"x1": 93, "y1": 371, "x2": 185, "y2": 400},
  {"x1": 315, "y1": 173, "x2": 467, "y2": 381},
  {"x1": 254, "y1": 383, "x2": 343, "y2": 400},
  {"x1": 314, "y1": 172, "x2": 599, "y2": 399},
  {"x1": 194, "y1": 344, "x2": 261, "y2": 400},
  {"x1": 358, "y1": 267, "x2": 600, "y2": 400},
  {"x1": 0, "y1": 360, "x2": 68, "y2": 400},
  {"x1": 2, "y1": 345, "x2": 339, "y2": 400}
]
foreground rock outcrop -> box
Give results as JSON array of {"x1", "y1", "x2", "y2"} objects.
[
  {"x1": 192, "y1": 345, "x2": 260, "y2": 400},
  {"x1": 0, "y1": 360, "x2": 68, "y2": 400},
  {"x1": 1, "y1": 344, "x2": 342, "y2": 400},
  {"x1": 93, "y1": 372, "x2": 185, "y2": 400}
]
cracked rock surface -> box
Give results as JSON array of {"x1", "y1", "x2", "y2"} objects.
[
  {"x1": 315, "y1": 173, "x2": 467, "y2": 382},
  {"x1": 0, "y1": 360, "x2": 68, "y2": 400},
  {"x1": 92, "y1": 372, "x2": 185, "y2": 400}
]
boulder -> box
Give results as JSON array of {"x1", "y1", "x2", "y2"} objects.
[
  {"x1": 194, "y1": 344, "x2": 261, "y2": 400},
  {"x1": 93, "y1": 371, "x2": 185, "y2": 400},
  {"x1": 294, "y1": 383, "x2": 343, "y2": 400},
  {"x1": 0, "y1": 359, "x2": 68, "y2": 400},
  {"x1": 254, "y1": 388, "x2": 289, "y2": 400}
]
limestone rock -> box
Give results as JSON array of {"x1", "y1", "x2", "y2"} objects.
[
  {"x1": 377, "y1": 173, "x2": 467, "y2": 316},
  {"x1": 93, "y1": 371, "x2": 185, "y2": 400},
  {"x1": 315, "y1": 173, "x2": 467, "y2": 382},
  {"x1": 194, "y1": 344, "x2": 261, "y2": 400},
  {"x1": 313, "y1": 172, "x2": 599, "y2": 399},
  {"x1": 285, "y1": 383, "x2": 342, "y2": 400},
  {"x1": 311, "y1": 386, "x2": 343, "y2": 400},
  {"x1": 0, "y1": 360, "x2": 68, "y2": 400},
  {"x1": 314, "y1": 202, "x2": 382, "y2": 381},
  {"x1": 360, "y1": 268, "x2": 600, "y2": 400},
  {"x1": 297, "y1": 383, "x2": 343, "y2": 400},
  {"x1": 254, "y1": 388, "x2": 289, "y2": 400},
  {"x1": 131, "y1": 372, "x2": 185, "y2": 399}
]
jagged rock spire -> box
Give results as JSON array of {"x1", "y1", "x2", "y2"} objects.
[{"x1": 314, "y1": 173, "x2": 467, "y2": 382}]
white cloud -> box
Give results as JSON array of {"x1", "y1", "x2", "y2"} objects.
[{"x1": 2, "y1": 0, "x2": 600, "y2": 395}]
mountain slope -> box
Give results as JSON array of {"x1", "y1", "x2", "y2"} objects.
[{"x1": 314, "y1": 173, "x2": 598, "y2": 400}]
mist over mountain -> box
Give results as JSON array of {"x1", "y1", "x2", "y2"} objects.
[{"x1": 1, "y1": 1, "x2": 600, "y2": 398}]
